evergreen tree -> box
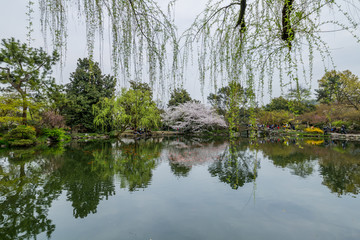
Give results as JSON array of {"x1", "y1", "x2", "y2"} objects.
[
  {"x1": 64, "y1": 58, "x2": 116, "y2": 132},
  {"x1": 168, "y1": 88, "x2": 193, "y2": 107},
  {"x1": 0, "y1": 38, "x2": 59, "y2": 124}
]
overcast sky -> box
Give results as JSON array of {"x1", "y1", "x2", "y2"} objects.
[{"x1": 1, "y1": 0, "x2": 360, "y2": 104}]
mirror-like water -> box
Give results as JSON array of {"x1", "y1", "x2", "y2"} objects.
[{"x1": 1, "y1": 137, "x2": 360, "y2": 240}]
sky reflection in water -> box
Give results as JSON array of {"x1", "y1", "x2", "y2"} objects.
[{"x1": 0, "y1": 137, "x2": 360, "y2": 240}]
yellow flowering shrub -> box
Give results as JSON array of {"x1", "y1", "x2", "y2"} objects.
[
  {"x1": 305, "y1": 140, "x2": 324, "y2": 145},
  {"x1": 304, "y1": 127, "x2": 324, "y2": 134}
]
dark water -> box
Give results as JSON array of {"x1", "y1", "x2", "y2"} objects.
[{"x1": 1, "y1": 137, "x2": 360, "y2": 240}]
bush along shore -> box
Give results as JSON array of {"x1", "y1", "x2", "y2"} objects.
[{"x1": 2, "y1": 127, "x2": 360, "y2": 149}]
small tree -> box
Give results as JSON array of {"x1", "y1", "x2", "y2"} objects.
[
  {"x1": 162, "y1": 102, "x2": 227, "y2": 133},
  {"x1": 93, "y1": 97, "x2": 127, "y2": 133},
  {"x1": 316, "y1": 70, "x2": 360, "y2": 110},
  {"x1": 4, "y1": 125, "x2": 37, "y2": 146},
  {"x1": 286, "y1": 85, "x2": 311, "y2": 102},
  {"x1": 316, "y1": 70, "x2": 343, "y2": 104},
  {"x1": 168, "y1": 88, "x2": 193, "y2": 107},
  {"x1": 207, "y1": 81, "x2": 247, "y2": 117},
  {"x1": 0, "y1": 38, "x2": 59, "y2": 124},
  {"x1": 93, "y1": 86, "x2": 161, "y2": 133},
  {"x1": 41, "y1": 110, "x2": 66, "y2": 129},
  {"x1": 64, "y1": 58, "x2": 116, "y2": 132},
  {"x1": 117, "y1": 87, "x2": 160, "y2": 131}
]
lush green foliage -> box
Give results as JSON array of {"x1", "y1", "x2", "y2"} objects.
[
  {"x1": 92, "y1": 97, "x2": 127, "y2": 133},
  {"x1": 207, "y1": 81, "x2": 249, "y2": 130},
  {"x1": 168, "y1": 88, "x2": 193, "y2": 107},
  {"x1": 42, "y1": 128, "x2": 70, "y2": 142},
  {"x1": 0, "y1": 94, "x2": 23, "y2": 127},
  {"x1": 257, "y1": 110, "x2": 294, "y2": 126},
  {"x1": 264, "y1": 96, "x2": 316, "y2": 115},
  {"x1": 116, "y1": 87, "x2": 160, "y2": 131},
  {"x1": 316, "y1": 70, "x2": 360, "y2": 110},
  {"x1": 93, "y1": 82, "x2": 161, "y2": 133},
  {"x1": 63, "y1": 58, "x2": 116, "y2": 132},
  {"x1": 0, "y1": 38, "x2": 59, "y2": 124},
  {"x1": 4, "y1": 125, "x2": 37, "y2": 146}
]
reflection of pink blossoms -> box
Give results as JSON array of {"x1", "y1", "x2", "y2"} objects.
[
  {"x1": 162, "y1": 102, "x2": 228, "y2": 132},
  {"x1": 168, "y1": 142, "x2": 228, "y2": 166}
]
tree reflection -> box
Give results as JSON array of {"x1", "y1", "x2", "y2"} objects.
[
  {"x1": 258, "y1": 139, "x2": 360, "y2": 196},
  {"x1": 58, "y1": 141, "x2": 116, "y2": 218},
  {"x1": 208, "y1": 140, "x2": 259, "y2": 189},
  {"x1": 0, "y1": 147, "x2": 63, "y2": 240},
  {"x1": 110, "y1": 139, "x2": 162, "y2": 192},
  {"x1": 169, "y1": 162, "x2": 192, "y2": 177},
  {"x1": 2, "y1": 137, "x2": 360, "y2": 240},
  {"x1": 44, "y1": 139, "x2": 162, "y2": 219},
  {"x1": 316, "y1": 141, "x2": 360, "y2": 197},
  {"x1": 258, "y1": 140, "x2": 316, "y2": 178},
  {"x1": 166, "y1": 138, "x2": 228, "y2": 178}
]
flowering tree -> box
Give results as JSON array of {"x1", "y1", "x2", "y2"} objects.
[{"x1": 162, "y1": 102, "x2": 227, "y2": 132}]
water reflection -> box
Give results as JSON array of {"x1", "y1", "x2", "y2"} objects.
[
  {"x1": 166, "y1": 137, "x2": 228, "y2": 178},
  {"x1": 256, "y1": 139, "x2": 360, "y2": 197},
  {"x1": 1, "y1": 138, "x2": 360, "y2": 239},
  {"x1": 57, "y1": 142, "x2": 116, "y2": 218},
  {"x1": 258, "y1": 140, "x2": 316, "y2": 178},
  {"x1": 208, "y1": 140, "x2": 259, "y2": 189},
  {"x1": 0, "y1": 146, "x2": 64, "y2": 240}
]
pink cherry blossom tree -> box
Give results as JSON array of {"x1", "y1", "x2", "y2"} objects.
[{"x1": 162, "y1": 102, "x2": 228, "y2": 133}]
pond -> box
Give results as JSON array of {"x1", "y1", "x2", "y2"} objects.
[{"x1": 1, "y1": 137, "x2": 360, "y2": 240}]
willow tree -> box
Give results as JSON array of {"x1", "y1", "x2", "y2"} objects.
[
  {"x1": 183, "y1": 0, "x2": 360, "y2": 96},
  {"x1": 37, "y1": 1, "x2": 360, "y2": 98},
  {"x1": 38, "y1": 0, "x2": 179, "y2": 89}
]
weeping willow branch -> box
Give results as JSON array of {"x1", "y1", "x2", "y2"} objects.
[
  {"x1": 235, "y1": 0, "x2": 247, "y2": 32},
  {"x1": 38, "y1": 0, "x2": 180, "y2": 89},
  {"x1": 184, "y1": 0, "x2": 360, "y2": 97},
  {"x1": 281, "y1": 0, "x2": 295, "y2": 50},
  {"x1": 34, "y1": 0, "x2": 360, "y2": 100}
]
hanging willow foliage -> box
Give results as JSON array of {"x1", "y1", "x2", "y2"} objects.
[
  {"x1": 183, "y1": 0, "x2": 360, "y2": 98},
  {"x1": 39, "y1": 0, "x2": 179, "y2": 89},
  {"x1": 38, "y1": 0, "x2": 360, "y2": 96}
]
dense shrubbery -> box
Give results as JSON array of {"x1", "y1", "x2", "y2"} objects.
[
  {"x1": 4, "y1": 125, "x2": 37, "y2": 146},
  {"x1": 295, "y1": 104, "x2": 360, "y2": 132},
  {"x1": 42, "y1": 128, "x2": 70, "y2": 142}
]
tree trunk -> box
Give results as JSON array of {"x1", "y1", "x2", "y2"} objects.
[
  {"x1": 235, "y1": 0, "x2": 247, "y2": 32},
  {"x1": 22, "y1": 96, "x2": 28, "y2": 125},
  {"x1": 282, "y1": 0, "x2": 295, "y2": 50}
]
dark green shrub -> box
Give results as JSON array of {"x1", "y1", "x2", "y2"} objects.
[
  {"x1": 4, "y1": 125, "x2": 37, "y2": 146},
  {"x1": 42, "y1": 128, "x2": 71, "y2": 142},
  {"x1": 10, "y1": 139, "x2": 35, "y2": 147},
  {"x1": 0, "y1": 138, "x2": 8, "y2": 146}
]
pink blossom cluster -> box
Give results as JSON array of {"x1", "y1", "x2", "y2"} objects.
[{"x1": 162, "y1": 102, "x2": 228, "y2": 132}]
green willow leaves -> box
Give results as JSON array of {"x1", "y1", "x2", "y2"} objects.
[
  {"x1": 184, "y1": 0, "x2": 360, "y2": 94},
  {"x1": 39, "y1": 0, "x2": 179, "y2": 87},
  {"x1": 38, "y1": 1, "x2": 360, "y2": 99}
]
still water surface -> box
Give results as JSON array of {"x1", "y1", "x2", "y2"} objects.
[{"x1": 1, "y1": 137, "x2": 360, "y2": 240}]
